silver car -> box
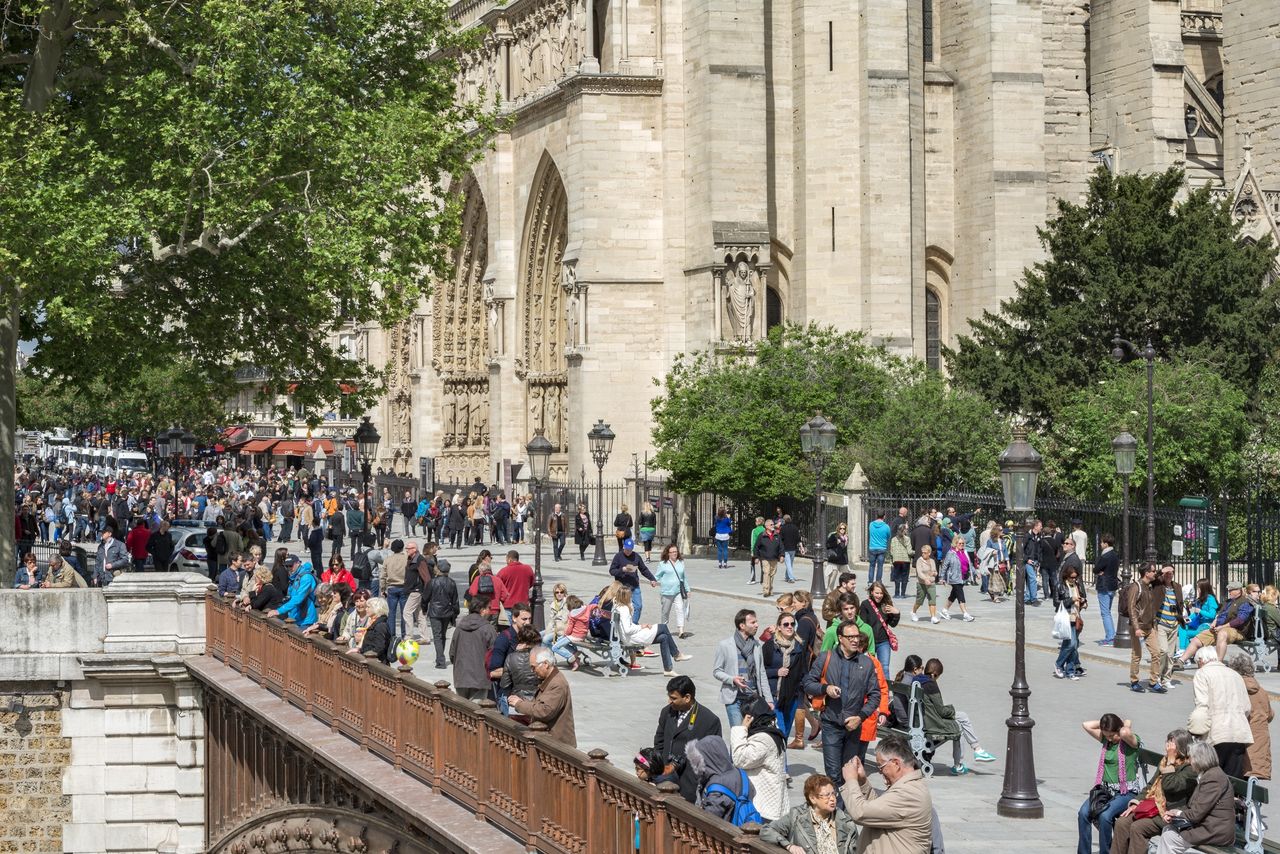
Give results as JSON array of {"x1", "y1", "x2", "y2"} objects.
[{"x1": 166, "y1": 526, "x2": 211, "y2": 575}]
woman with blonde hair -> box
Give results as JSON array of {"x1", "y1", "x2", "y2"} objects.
[
  {"x1": 637, "y1": 501, "x2": 658, "y2": 560},
  {"x1": 614, "y1": 587, "x2": 690, "y2": 677},
  {"x1": 911, "y1": 544, "x2": 940, "y2": 623}
]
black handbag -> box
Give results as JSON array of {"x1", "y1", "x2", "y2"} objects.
[{"x1": 1086, "y1": 784, "x2": 1114, "y2": 822}]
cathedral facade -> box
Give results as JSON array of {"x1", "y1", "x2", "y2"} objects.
[{"x1": 248, "y1": 0, "x2": 1280, "y2": 483}]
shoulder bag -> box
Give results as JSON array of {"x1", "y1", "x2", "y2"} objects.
[
  {"x1": 870, "y1": 602, "x2": 899, "y2": 651},
  {"x1": 809, "y1": 651, "x2": 833, "y2": 713}
]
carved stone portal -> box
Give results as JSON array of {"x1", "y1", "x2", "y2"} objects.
[{"x1": 517, "y1": 156, "x2": 570, "y2": 453}]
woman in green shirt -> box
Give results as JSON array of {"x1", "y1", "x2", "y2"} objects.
[{"x1": 1078, "y1": 714, "x2": 1141, "y2": 854}]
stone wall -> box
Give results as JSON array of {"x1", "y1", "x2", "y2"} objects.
[
  {"x1": 0, "y1": 687, "x2": 71, "y2": 854},
  {"x1": 1223, "y1": 0, "x2": 1280, "y2": 185}
]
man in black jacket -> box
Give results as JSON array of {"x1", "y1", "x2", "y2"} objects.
[
  {"x1": 778, "y1": 514, "x2": 803, "y2": 583},
  {"x1": 804, "y1": 622, "x2": 881, "y2": 801},
  {"x1": 609, "y1": 538, "x2": 658, "y2": 621},
  {"x1": 653, "y1": 675, "x2": 723, "y2": 803},
  {"x1": 306, "y1": 519, "x2": 325, "y2": 577},
  {"x1": 753, "y1": 519, "x2": 786, "y2": 597},
  {"x1": 146, "y1": 520, "x2": 174, "y2": 571},
  {"x1": 1093, "y1": 533, "x2": 1121, "y2": 646},
  {"x1": 424, "y1": 548, "x2": 460, "y2": 668}
]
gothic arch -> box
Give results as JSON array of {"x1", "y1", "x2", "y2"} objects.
[
  {"x1": 433, "y1": 175, "x2": 490, "y2": 481},
  {"x1": 209, "y1": 807, "x2": 437, "y2": 854},
  {"x1": 517, "y1": 153, "x2": 570, "y2": 453},
  {"x1": 767, "y1": 239, "x2": 792, "y2": 333},
  {"x1": 924, "y1": 246, "x2": 952, "y2": 371}
]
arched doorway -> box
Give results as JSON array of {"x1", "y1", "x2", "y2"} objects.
[
  {"x1": 516, "y1": 155, "x2": 570, "y2": 457},
  {"x1": 432, "y1": 176, "x2": 490, "y2": 483},
  {"x1": 924, "y1": 246, "x2": 952, "y2": 372}
]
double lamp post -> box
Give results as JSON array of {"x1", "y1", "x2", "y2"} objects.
[{"x1": 1109, "y1": 336, "x2": 1157, "y2": 649}]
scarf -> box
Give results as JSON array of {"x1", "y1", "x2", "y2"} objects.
[{"x1": 745, "y1": 698, "x2": 786, "y2": 753}]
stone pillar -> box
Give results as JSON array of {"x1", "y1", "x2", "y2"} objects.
[
  {"x1": 61, "y1": 573, "x2": 210, "y2": 854},
  {"x1": 844, "y1": 463, "x2": 869, "y2": 565},
  {"x1": 1223, "y1": 0, "x2": 1280, "y2": 186}
]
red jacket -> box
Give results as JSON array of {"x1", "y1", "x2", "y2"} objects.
[
  {"x1": 125, "y1": 526, "x2": 151, "y2": 559},
  {"x1": 322, "y1": 567, "x2": 356, "y2": 591},
  {"x1": 467, "y1": 571, "x2": 505, "y2": 615}
]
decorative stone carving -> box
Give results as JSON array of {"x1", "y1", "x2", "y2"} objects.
[
  {"x1": 455, "y1": 0, "x2": 588, "y2": 107},
  {"x1": 517, "y1": 157, "x2": 570, "y2": 453},
  {"x1": 714, "y1": 246, "x2": 769, "y2": 343},
  {"x1": 385, "y1": 319, "x2": 413, "y2": 469},
  {"x1": 562, "y1": 258, "x2": 586, "y2": 353}
]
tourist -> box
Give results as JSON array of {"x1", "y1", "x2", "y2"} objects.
[
  {"x1": 910, "y1": 543, "x2": 940, "y2": 623},
  {"x1": 1152, "y1": 564, "x2": 1184, "y2": 689},
  {"x1": 613, "y1": 503, "x2": 633, "y2": 551},
  {"x1": 269, "y1": 559, "x2": 317, "y2": 629},
  {"x1": 824, "y1": 522, "x2": 849, "y2": 591},
  {"x1": 573, "y1": 503, "x2": 592, "y2": 560},
  {"x1": 867, "y1": 510, "x2": 891, "y2": 586},
  {"x1": 940, "y1": 534, "x2": 976, "y2": 621},
  {"x1": 753, "y1": 518, "x2": 785, "y2": 597},
  {"x1": 1176, "y1": 582, "x2": 1254, "y2": 667},
  {"x1": 321, "y1": 552, "x2": 356, "y2": 591},
  {"x1": 1126, "y1": 563, "x2": 1164, "y2": 693},
  {"x1": 1078, "y1": 714, "x2": 1142, "y2": 854},
  {"x1": 1190, "y1": 647, "x2": 1253, "y2": 776},
  {"x1": 508, "y1": 646, "x2": 576, "y2": 747},
  {"x1": 424, "y1": 554, "x2": 459, "y2": 668},
  {"x1": 14, "y1": 552, "x2": 42, "y2": 589},
  {"x1": 306, "y1": 519, "x2": 324, "y2": 575},
  {"x1": 637, "y1": 501, "x2": 658, "y2": 560},
  {"x1": 39, "y1": 554, "x2": 77, "y2": 588},
  {"x1": 609, "y1": 537, "x2": 658, "y2": 621},
  {"x1": 542, "y1": 582, "x2": 570, "y2": 645},
  {"x1": 859, "y1": 581, "x2": 900, "y2": 673},
  {"x1": 760, "y1": 773, "x2": 857, "y2": 854},
  {"x1": 655, "y1": 544, "x2": 689, "y2": 639},
  {"x1": 888, "y1": 523, "x2": 912, "y2": 599},
  {"x1": 380, "y1": 539, "x2": 408, "y2": 639},
  {"x1": 1109, "y1": 729, "x2": 1196, "y2": 854},
  {"x1": 1154, "y1": 741, "x2": 1236, "y2": 854},
  {"x1": 302, "y1": 582, "x2": 337, "y2": 637},
  {"x1": 401, "y1": 540, "x2": 428, "y2": 642},
  {"x1": 729, "y1": 697, "x2": 787, "y2": 821},
  {"x1": 653, "y1": 676, "x2": 724, "y2": 803},
  {"x1": 499, "y1": 625, "x2": 543, "y2": 717},
  {"x1": 803, "y1": 618, "x2": 880, "y2": 793},
  {"x1": 915, "y1": 658, "x2": 996, "y2": 774},
  {"x1": 353, "y1": 596, "x2": 392, "y2": 662},
  {"x1": 449, "y1": 595, "x2": 497, "y2": 702},
  {"x1": 779, "y1": 514, "x2": 803, "y2": 583},
  {"x1": 95, "y1": 524, "x2": 130, "y2": 583},
  {"x1": 488, "y1": 603, "x2": 532, "y2": 712},
  {"x1": 1178, "y1": 579, "x2": 1218, "y2": 654},
  {"x1": 685, "y1": 735, "x2": 753, "y2": 823},
  {"x1": 713, "y1": 508, "x2": 733, "y2": 569},
  {"x1": 821, "y1": 592, "x2": 874, "y2": 652},
  {"x1": 633, "y1": 748, "x2": 680, "y2": 789},
  {"x1": 840, "y1": 735, "x2": 934, "y2": 853},
  {"x1": 713, "y1": 609, "x2": 775, "y2": 726},
  {"x1": 762, "y1": 609, "x2": 806, "y2": 745},
  {"x1": 551, "y1": 595, "x2": 588, "y2": 669},
  {"x1": 1093, "y1": 533, "x2": 1120, "y2": 646},
  {"x1": 547, "y1": 502, "x2": 567, "y2": 561},
  {"x1": 248, "y1": 565, "x2": 283, "y2": 613},
  {"x1": 615, "y1": 586, "x2": 689, "y2": 676},
  {"x1": 749, "y1": 516, "x2": 766, "y2": 584},
  {"x1": 1053, "y1": 562, "x2": 1089, "y2": 680},
  {"x1": 977, "y1": 521, "x2": 1009, "y2": 602},
  {"x1": 466, "y1": 555, "x2": 504, "y2": 621},
  {"x1": 496, "y1": 550, "x2": 535, "y2": 620}
]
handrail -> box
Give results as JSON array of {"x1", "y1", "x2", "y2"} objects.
[{"x1": 203, "y1": 593, "x2": 774, "y2": 853}]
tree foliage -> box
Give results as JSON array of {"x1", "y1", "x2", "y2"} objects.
[
  {"x1": 946, "y1": 168, "x2": 1279, "y2": 424},
  {"x1": 1042, "y1": 361, "x2": 1249, "y2": 504},
  {"x1": 649, "y1": 324, "x2": 909, "y2": 499},
  {"x1": 1, "y1": 0, "x2": 495, "y2": 422},
  {"x1": 854, "y1": 373, "x2": 1008, "y2": 494}
]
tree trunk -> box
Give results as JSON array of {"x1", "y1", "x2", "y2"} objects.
[
  {"x1": 22, "y1": 0, "x2": 71, "y2": 114},
  {"x1": 1, "y1": 286, "x2": 17, "y2": 586}
]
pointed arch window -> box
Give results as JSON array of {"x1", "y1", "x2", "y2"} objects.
[{"x1": 925, "y1": 288, "x2": 941, "y2": 371}]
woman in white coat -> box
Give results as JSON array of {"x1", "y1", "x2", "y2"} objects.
[
  {"x1": 729, "y1": 698, "x2": 788, "y2": 821},
  {"x1": 614, "y1": 587, "x2": 691, "y2": 676},
  {"x1": 1191, "y1": 646, "x2": 1253, "y2": 777}
]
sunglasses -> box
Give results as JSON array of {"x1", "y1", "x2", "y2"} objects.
[{"x1": 779, "y1": 621, "x2": 796, "y2": 627}]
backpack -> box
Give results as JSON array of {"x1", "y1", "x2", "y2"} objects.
[
  {"x1": 705, "y1": 770, "x2": 764, "y2": 827},
  {"x1": 215, "y1": 532, "x2": 230, "y2": 556},
  {"x1": 588, "y1": 602, "x2": 612, "y2": 640},
  {"x1": 477, "y1": 573, "x2": 495, "y2": 596},
  {"x1": 351, "y1": 550, "x2": 372, "y2": 583},
  {"x1": 1118, "y1": 581, "x2": 1135, "y2": 619}
]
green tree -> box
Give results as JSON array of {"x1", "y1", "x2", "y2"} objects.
[
  {"x1": 649, "y1": 324, "x2": 909, "y2": 500},
  {"x1": 946, "y1": 168, "x2": 1279, "y2": 424},
  {"x1": 1042, "y1": 361, "x2": 1249, "y2": 504},
  {"x1": 1, "y1": 0, "x2": 494, "y2": 574},
  {"x1": 854, "y1": 373, "x2": 1009, "y2": 493}
]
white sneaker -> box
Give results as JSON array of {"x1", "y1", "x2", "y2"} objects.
[
  {"x1": 931, "y1": 616, "x2": 940, "y2": 624},
  {"x1": 963, "y1": 613, "x2": 975, "y2": 622},
  {"x1": 940, "y1": 610, "x2": 952, "y2": 621},
  {"x1": 911, "y1": 613, "x2": 920, "y2": 622}
]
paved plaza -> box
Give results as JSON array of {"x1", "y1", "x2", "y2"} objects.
[{"x1": 396, "y1": 538, "x2": 1280, "y2": 851}]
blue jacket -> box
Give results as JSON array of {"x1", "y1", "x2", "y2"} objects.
[
  {"x1": 279, "y1": 563, "x2": 318, "y2": 628},
  {"x1": 714, "y1": 517, "x2": 733, "y2": 537},
  {"x1": 216, "y1": 567, "x2": 241, "y2": 597},
  {"x1": 868, "y1": 520, "x2": 891, "y2": 552}
]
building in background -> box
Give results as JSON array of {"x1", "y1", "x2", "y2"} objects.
[{"x1": 228, "y1": 0, "x2": 1280, "y2": 485}]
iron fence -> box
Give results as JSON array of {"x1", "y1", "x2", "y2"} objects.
[{"x1": 859, "y1": 490, "x2": 1233, "y2": 590}]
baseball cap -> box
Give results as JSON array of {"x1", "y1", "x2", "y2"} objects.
[
  {"x1": 285, "y1": 555, "x2": 301, "y2": 567},
  {"x1": 623, "y1": 537, "x2": 635, "y2": 550}
]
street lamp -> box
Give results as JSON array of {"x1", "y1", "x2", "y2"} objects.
[
  {"x1": 1111, "y1": 337, "x2": 1157, "y2": 565},
  {"x1": 799, "y1": 411, "x2": 838, "y2": 599},
  {"x1": 587, "y1": 419, "x2": 615, "y2": 566},
  {"x1": 526, "y1": 429, "x2": 553, "y2": 631},
  {"x1": 996, "y1": 425, "x2": 1044, "y2": 820},
  {"x1": 354, "y1": 416, "x2": 380, "y2": 546},
  {"x1": 1112, "y1": 431, "x2": 1138, "y2": 649}
]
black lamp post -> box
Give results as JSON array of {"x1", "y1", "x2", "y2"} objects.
[
  {"x1": 996, "y1": 426, "x2": 1044, "y2": 820},
  {"x1": 587, "y1": 420, "x2": 615, "y2": 567},
  {"x1": 354, "y1": 416, "x2": 380, "y2": 544},
  {"x1": 158, "y1": 426, "x2": 195, "y2": 518},
  {"x1": 1111, "y1": 338, "x2": 1157, "y2": 565},
  {"x1": 799, "y1": 412, "x2": 838, "y2": 600},
  {"x1": 526, "y1": 429, "x2": 553, "y2": 631},
  {"x1": 1112, "y1": 431, "x2": 1138, "y2": 649}
]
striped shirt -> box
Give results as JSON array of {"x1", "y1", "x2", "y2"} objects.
[{"x1": 1158, "y1": 587, "x2": 1179, "y2": 628}]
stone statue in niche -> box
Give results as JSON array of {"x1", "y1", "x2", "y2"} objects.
[
  {"x1": 528, "y1": 385, "x2": 545, "y2": 437},
  {"x1": 471, "y1": 390, "x2": 486, "y2": 446},
  {"x1": 725, "y1": 257, "x2": 757, "y2": 341},
  {"x1": 565, "y1": 290, "x2": 580, "y2": 351},
  {"x1": 546, "y1": 386, "x2": 562, "y2": 450},
  {"x1": 457, "y1": 395, "x2": 471, "y2": 448},
  {"x1": 443, "y1": 397, "x2": 457, "y2": 447}
]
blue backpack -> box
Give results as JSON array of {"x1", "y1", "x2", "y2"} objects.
[{"x1": 705, "y1": 770, "x2": 764, "y2": 827}]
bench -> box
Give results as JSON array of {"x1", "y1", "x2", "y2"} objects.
[
  {"x1": 885, "y1": 681, "x2": 956, "y2": 779},
  {"x1": 1235, "y1": 616, "x2": 1278, "y2": 675},
  {"x1": 1134, "y1": 745, "x2": 1272, "y2": 854},
  {"x1": 572, "y1": 610, "x2": 647, "y2": 678}
]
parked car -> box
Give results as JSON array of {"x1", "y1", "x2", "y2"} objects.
[{"x1": 157, "y1": 526, "x2": 210, "y2": 575}]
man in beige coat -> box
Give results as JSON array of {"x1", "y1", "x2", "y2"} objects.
[
  {"x1": 841, "y1": 735, "x2": 933, "y2": 854},
  {"x1": 509, "y1": 646, "x2": 576, "y2": 748}
]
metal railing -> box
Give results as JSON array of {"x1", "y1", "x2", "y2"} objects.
[{"x1": 204, "y1": 595, "x2": 772, "y2": 853}]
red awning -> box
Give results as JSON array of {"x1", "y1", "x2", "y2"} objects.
[
  {"x1": 240, "y1": 439, "x2": 278, "y2": 454},
  {"x1": 221, "y1": 426, "x2": 250, "y2": 446},
  {"x1": 272, "y1": 439, "x2": 334, "y2": 455}
]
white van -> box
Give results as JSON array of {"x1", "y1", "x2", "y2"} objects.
[{"x1": 116, "y1": 450, "x2": 149, "y2": 474}]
